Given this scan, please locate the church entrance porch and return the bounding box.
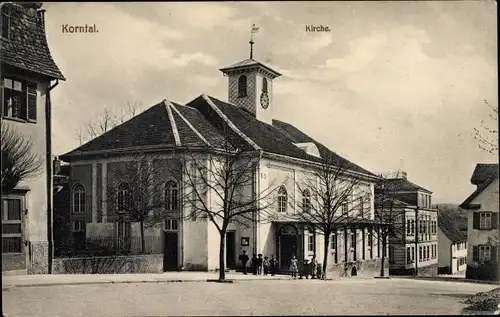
[274,223,304,272]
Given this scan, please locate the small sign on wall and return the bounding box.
[241,237,249,246]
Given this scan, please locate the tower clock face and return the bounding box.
[260,92,269,109]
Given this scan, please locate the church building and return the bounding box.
[60,45,388,277]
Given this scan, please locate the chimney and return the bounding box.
[53,156,61,175]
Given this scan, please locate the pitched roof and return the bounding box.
[376,178,432,194]
[460,176,496,210]
[438,209,468,243]
[59,100,229,160]
[61,94,377,179]
[470,163,499,185]
[219,58,281,78]
[1,3,65,80]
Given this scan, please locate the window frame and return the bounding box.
[164,219,179,231]
[164,179,179,212]
[1,196,24,254]
[73,220,85,232]
[277,185,288,213]
[479,245,491,261]
[479,212,492,230]
[302,189,311,214]
[72,184,86,213]
[237,75,248,98]
[1,76,38,123]
[117,182,131,213]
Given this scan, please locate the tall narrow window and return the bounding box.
[302,189,311,213]
[277,185,287,213]
[407,219,411,235]
[359,197,364,218]
[164,180,179,211]
[308,229,314,252]
[411,219,415,235]
[262,77,268,93]
[406,247,411,263]
[1,6,10,39]
[238,75,247,97]
[117,182,131,212]
[73,184,86,213]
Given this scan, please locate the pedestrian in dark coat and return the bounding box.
[263,256,270,275]
[238,250,249,275]
[251,253,258,275]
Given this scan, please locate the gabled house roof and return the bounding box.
[1,3,65,80]
[375,178,432,194]
[470,163,499,186]
[438,209,468,243]
[60,94,377,180]
[460,176,496,210]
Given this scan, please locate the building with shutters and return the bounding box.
[1,2,65,273]
[460,163,499,281]
[437,211,468,275]
[375,172,439,277]
[59,46,390,277]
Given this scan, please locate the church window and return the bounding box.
[302,189,311,213]
[238,75,247,97]
[262,77,268,93]
[164,180,179,211]
[277,185,287,213]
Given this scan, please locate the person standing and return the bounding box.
[257,254,264,275]
[238,250,249,275]
[251,253,258,275]
[263,256,270,275]
[310,255,318,279]
[270,255,278,276]
[289,255,299,279]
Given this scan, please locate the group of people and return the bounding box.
[238,250,324,279]
[238,250,279,275]
[289,254,324,279]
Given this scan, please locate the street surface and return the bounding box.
[2,278,497,316]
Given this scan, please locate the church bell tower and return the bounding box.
[219,26,281,125]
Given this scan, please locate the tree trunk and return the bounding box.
[218,231,226,281]
[380,232,386,277]
[322,233,330,280]
[140,220,145,254]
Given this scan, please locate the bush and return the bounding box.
[462,287,500,312]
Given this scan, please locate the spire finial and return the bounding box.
[249,24,259,59]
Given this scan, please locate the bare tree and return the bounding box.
[1,123,43,192]
[373,174,407,277]
[171,133,277,281]
[288,154,372,279]
[106,153,163,254]
[474,100,498,155]
[76,101,143,145]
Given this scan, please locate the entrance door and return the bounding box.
[226,231,236,269]
[278,225,298,270]
[163,232,178,271]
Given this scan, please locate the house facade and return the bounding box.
[460,163,499,281]
[60,53,389,277]
[376,173,439,276]
[437,214,467,275]
[1,2,65,273]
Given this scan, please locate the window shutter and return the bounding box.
[492,212,499,229]
[473,212,480,229]
[27,83,37,121]
[472,246,479,261]
[0,81,3,117]
[491,246,497,263]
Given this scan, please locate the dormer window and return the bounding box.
[262,77,268,93]
[238,75,247,97]
[1,77,38,122]
[1,6,11,39]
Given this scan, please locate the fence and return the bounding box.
[55,235,162,258]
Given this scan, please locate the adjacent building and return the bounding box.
[376,172,439,276]
[1,2,65,273]
[60,52,389,277]
[460,163,499,281]
[437,211,468,275]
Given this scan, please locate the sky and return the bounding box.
[44,1,498,204]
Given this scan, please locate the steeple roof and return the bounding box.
[219,58,281,78]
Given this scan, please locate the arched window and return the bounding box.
[117,182,131,212]
[262,77,268,93]
[302,189,311,213]
[73,184,85,213]
[277,185,287,213]
[238,75,247,97]
[164,180,179,211]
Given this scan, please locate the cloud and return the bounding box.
[171,53,218,68]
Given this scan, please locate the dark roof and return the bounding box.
[1,3,65,80]
[460,176,496,210]
[61,94,377,179]
[219,58,281,78]
[470,163,499,186]
[60,100,228,160]
[438,209,468,243]
[376,178,432,194]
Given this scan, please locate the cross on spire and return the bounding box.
[249,24,259,59]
